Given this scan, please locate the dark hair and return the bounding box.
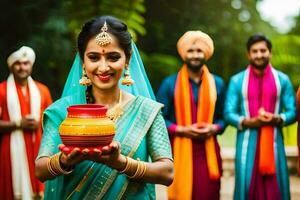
[77,16,132,60]
[246,34,272,52]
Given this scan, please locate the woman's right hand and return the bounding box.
[58,144,102,169]
[58,142,126,171]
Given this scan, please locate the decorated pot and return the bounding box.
[59,104,116,150]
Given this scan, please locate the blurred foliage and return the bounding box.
[139,0,277,92]
[1,0,300,99]
[62,0,146,42]
[271,35,300,88]
[0,0,145,99]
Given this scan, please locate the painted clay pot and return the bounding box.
[59,104,115,151]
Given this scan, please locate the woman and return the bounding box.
[35,16,173,199]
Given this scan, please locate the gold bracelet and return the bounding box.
[48,153,73,176]
[138,161,147,179]
[118,156,131,174]
[47,157,58,176]
[127,160,141,179]
[126,160,147,180]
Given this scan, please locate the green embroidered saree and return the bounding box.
[38,93,172,200]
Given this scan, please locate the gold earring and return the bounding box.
[121,65,134,86]
[79,69,92,86]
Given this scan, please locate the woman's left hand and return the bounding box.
[59,141,126,170]
[90,141,121,163]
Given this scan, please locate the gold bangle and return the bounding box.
[126,160,147,180]
[127,160,141,179]
[139,161,147,179]
[47,157,58,176]
[48,153,73,176]
[118,156,131,174]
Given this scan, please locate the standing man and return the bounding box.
[224,34,296,200]
[157,31,226,200]
[0,46,53,199]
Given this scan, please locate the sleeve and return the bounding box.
[279,75,296,126]
[297,87,300,171]
[36,113,62,160]
[156,77,177,134]
[0,89,3,118]
[146,112,173,161]
[42,85,53,109]
[296,86,300,123]
[0,83,5,119]
[213,77,227,134]
[224,77,244,128]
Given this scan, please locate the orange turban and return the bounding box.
[177,31,214,61]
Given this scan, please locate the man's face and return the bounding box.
[11,60,33,81]
[247,41,271,70]
[184,43,206,72]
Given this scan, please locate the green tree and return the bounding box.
[271,35,300,88]
[0,0,146,99]
[139,0,277,92]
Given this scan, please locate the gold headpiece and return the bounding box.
[95,22,112,46]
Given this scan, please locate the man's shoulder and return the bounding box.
[164,73,178,81]
[229,70,247,82]
[161,73,178,86]
[34,80,50,92]
[271,67,290,80]
[211,74,225,83]
[0,80,7,87]
[0,81,7,96]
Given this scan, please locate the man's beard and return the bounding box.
[250,58,269,70]
[185,58,206,73]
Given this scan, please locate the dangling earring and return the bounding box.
[121,64,134,86]
[79,69,92,86]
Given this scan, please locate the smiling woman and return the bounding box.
[35,16,174,199]
[84,34,127,91]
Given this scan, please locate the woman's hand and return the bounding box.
[59,141,126,171]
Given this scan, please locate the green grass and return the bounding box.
[217,123,298,148]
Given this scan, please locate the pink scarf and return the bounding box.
[248,64,277,175]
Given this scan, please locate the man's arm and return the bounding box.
[224,76,244,129]
[213,76,227,134]
[279,75,296,126]
[156,77,177,134]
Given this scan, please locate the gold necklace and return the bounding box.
[106,90,123,122]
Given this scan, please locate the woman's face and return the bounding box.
[83,34,127,91]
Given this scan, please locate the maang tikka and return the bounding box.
[121,64,134,86]
[95,22,112,46]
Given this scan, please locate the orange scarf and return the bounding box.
[168,65,220,199]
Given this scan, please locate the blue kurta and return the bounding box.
[224,67,296,200]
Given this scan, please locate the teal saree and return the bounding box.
[38,93,172,200]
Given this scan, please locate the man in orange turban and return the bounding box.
[0,46,53,199]
[157,31,226,199]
